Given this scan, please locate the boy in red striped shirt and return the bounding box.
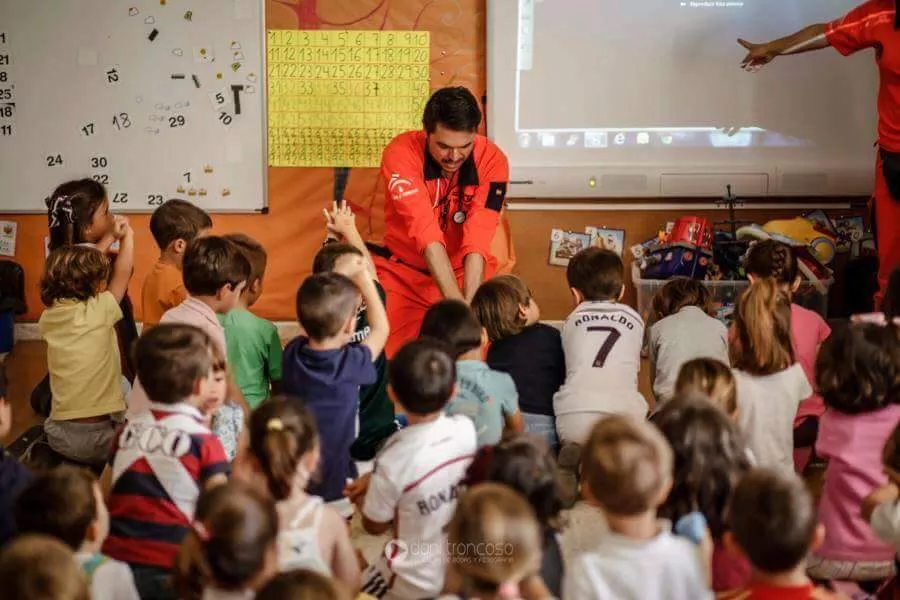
[103,324,229,600]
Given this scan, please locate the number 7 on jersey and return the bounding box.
[587,326,622,368]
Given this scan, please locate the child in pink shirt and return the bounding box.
[806,323,900,584]
[745,240,831,470]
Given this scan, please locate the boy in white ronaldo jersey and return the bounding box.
[554,248,646,504]
[345,338,477,600]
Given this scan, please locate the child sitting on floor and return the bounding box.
[420,299,524,448]
[0,535,90,600]
[236,396,360,588]
[564,415,712,599]
[219,233,282,410]
[104,324,230,600]
[472,274,565,452]
[39,225,134,468]
[720,469,845,599]
[14,466,139,599]
[674,358,739,418]
[745,240,831,464]
[174,482,279,600]
[345,339,477,599]
[648,278,729,407]
[0,362,32,547]
[282,254,388,509]
[806,323,900,585]
[142,199,212,329]
[731,279,812,475]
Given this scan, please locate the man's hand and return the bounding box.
[738,39,779,71]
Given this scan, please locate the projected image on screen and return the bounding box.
[513,0,874,152]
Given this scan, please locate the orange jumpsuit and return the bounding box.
[826,0,900,307]
[373,130,509,357]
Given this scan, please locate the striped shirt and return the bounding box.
[103,402,229,568]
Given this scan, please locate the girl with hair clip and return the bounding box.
[745,240,831,469]
[654,395,753,592]
[174,481,279,600]
[44,178,139,383]
[462,435,565,599]
[441,483,545,600]
[648,278,729,407]
[730,278,812,476]
[233,396,360,590]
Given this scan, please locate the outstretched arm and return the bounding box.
[738,23,829,70]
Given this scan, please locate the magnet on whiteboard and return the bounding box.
[216,73,223,80]
[128,7,139,16]
[176,185,186,193]
[230,41,242,51]
[246,73,257,83]
[245,85,255,94]
[172,48,184,57]
[144,16,156,25]
[233,51,245,62]
[199,189,208,197]
[188,188,197,197]
[184,10,193,21]
[231,62,241,72]
[222,188,232,197]
[203,164,214,174]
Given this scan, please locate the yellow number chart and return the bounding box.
[267,30,431,167]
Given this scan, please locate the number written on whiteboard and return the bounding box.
[112,113,131,130]
[0,72,7,83]
[0,103,12,118]
[168,115,186,128]
[0,124,11,136]
[147,194,163,206]
[218,111,233,126]
[112,192,129,204]
[0,33,6,45]
[91,156,108,169]
[106,68,119,84]
[0,89,10,101]
[587,326,622,368]
[82,123,95,136]
[46,154,63,167]
[92,174,109,184]
[0,55,8,66]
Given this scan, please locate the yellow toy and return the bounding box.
[762,217,836,265]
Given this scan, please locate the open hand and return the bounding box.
[323,200,358,239]
[738,39,778,71]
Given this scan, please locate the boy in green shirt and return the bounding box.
[317,201,396,461]
[219,234,282,409]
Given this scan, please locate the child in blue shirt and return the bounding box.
[420,299,524,447]
[282,255,389,508]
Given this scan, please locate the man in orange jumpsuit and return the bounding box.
[369,87,510,356]
[740,0,900,308]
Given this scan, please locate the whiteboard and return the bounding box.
[0,0,267,213]
[487,0,877,198]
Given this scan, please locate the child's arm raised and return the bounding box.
[325,200,378,280]
[351,269,389,360]
[107,220,134,303]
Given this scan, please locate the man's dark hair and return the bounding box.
[312,242,363,275]
[419,299,482,358]
[566,247,624,301]
[729,469,817,574]
[389,339,457,415]
[149,199,212,251]
[182,236,251,297]
[136,324,223,405]
[422,86,482,134]
[295,273,360,341]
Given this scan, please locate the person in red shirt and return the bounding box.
[370,86,510,357]
[738,0,900,309]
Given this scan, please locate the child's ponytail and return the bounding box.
[730,278,794,375]
[745,239,799,287]
[249,396,319,500]
[174,482,278,600]
[45,179,107,250]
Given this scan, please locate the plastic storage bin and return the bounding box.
[632,265,832,323]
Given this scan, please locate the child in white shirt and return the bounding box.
[13,466,139,600]
[730,279,812,476]
[649,278,729,407]
[346,338,477,600]
[563,415,712,600]
[554,247,646,444]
